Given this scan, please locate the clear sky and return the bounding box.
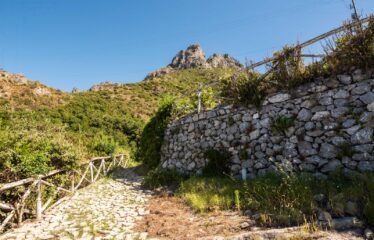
[1,0,374,91]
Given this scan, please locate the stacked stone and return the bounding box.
[161,71,374,177]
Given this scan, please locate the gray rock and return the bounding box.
[342,119,356,128]
[353,144,373,153]
[301,99,317,109]
[334,89,349,99]
[337,75,352,85]
[307,130,324,137]
[351,127,373,144]
[319,97,333,106]
[331,107,349,118]
[334,99,349,107]
[331,136,346,146]
[346,125,361,135]
[358,161,374,172]
[298,141,317,157]
[250,130,260,140]
[305,122,315,130]
[368,102,374,111]
[332,217,364,230]
[320,160,342,172]
[297,109,312,121]
[360,112,374,123]
[360,92,374,104]
[299,163,316,172]
[351,84,371,95]
[170,44,207,69]
[311,111,330,121]
[345,201,359,216]
[364,228,374,240]
[268,93,291,103]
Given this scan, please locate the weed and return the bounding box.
[337,143,355,159]
[142,168,186,189]
[271,116,295,135]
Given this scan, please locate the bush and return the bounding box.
[202,148,232,177]
[142,168,186,189]
[221,71,266,109]
[137,96,174,168]
[325,17,374,74]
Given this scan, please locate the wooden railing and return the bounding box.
[176,16,372,113]
[0,154,128,232]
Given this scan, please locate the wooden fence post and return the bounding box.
[71,172,75,192]
[102,159,107,175]
[90,162,94,182]
[36,177,42,220]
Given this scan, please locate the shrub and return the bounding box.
[270,116,295,135]
[324,17,374,74]
[202,148,232,177]
[221,71,266,109]
[142,168,185,189]
[269,46,305,88]
[137,96,174,168]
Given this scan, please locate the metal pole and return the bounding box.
[350,0,359,22]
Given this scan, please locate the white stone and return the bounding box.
[368,102,374,111]
[268,93,291,103]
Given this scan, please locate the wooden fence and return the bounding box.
[0,154,128,232]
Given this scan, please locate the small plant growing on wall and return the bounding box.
[202,148,232,177]
[239,149,249,160]
[337,142,355,159]
[270,116,295,135]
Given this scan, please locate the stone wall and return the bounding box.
[160,72,374,178]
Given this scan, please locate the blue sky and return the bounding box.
[0,0,374,91]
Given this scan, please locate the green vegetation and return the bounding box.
[270,116,295,135]
[142,168,186,189]
[1,68,234,183]
[337,142,355,159]
[137,97,174,169]
[202,148,232,177]
[221,71,265,109]
[177,171,374,227]
[220,16,374,107]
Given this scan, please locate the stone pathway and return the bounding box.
[0,168,152,240]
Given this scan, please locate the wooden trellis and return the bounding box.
[0,154,128,232]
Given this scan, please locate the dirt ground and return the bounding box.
[134,195,366,240]
[134,195,253,240]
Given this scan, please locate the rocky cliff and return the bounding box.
[144,44,242,80]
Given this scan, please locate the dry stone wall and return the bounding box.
[160,72,374,178]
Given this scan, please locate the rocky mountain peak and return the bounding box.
[144,44,243,80]
[169,44,207,69]
[207,53,243,69]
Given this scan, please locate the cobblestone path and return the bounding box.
[0,169,152,240]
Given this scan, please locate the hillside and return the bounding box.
[0,70,69,109]
[0,44,239,182]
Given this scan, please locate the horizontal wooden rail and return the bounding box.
[0,154,128,233]
[247,17,371,69]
